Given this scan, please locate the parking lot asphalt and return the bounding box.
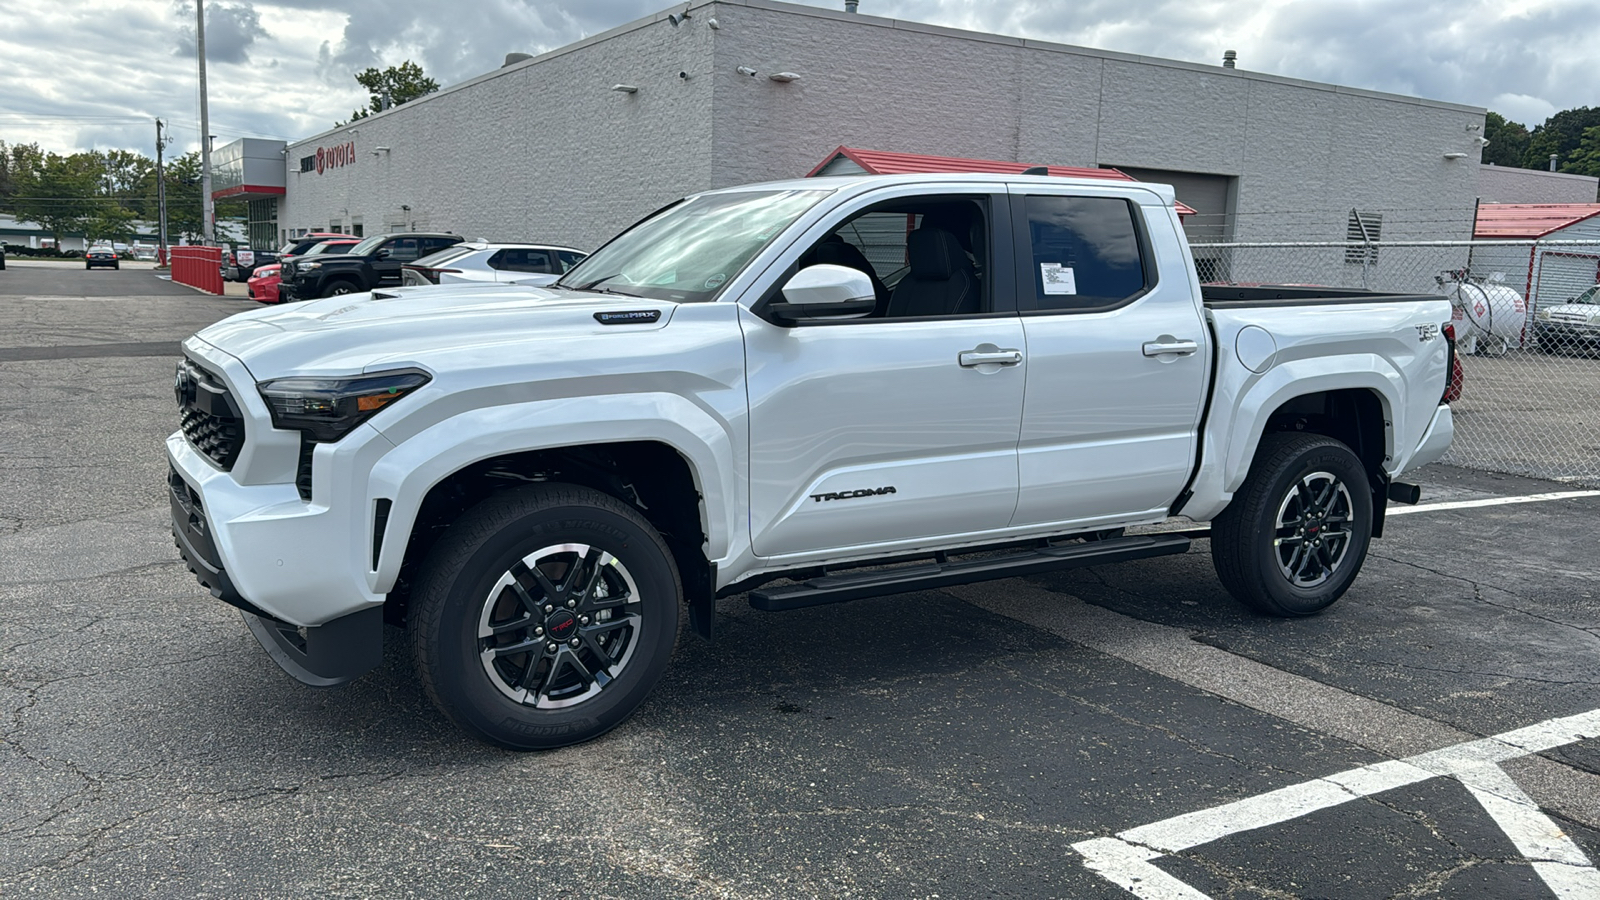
[2,268,1598,899]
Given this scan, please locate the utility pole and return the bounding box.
[196,0,214,244]
[155,118,170,265]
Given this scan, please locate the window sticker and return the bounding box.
[1040,263,1077,295]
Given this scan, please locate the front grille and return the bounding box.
[176,359,245,470]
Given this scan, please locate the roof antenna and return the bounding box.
[1021,166,1049,175]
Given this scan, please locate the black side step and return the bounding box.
[748,534,1191,611]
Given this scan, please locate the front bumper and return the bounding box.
[169,457,383,686]
[1536,323,1600,348]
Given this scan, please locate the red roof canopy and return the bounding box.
[808,146,1197,216]
[1474,203,1600,239]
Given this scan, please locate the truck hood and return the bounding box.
[191,283,677,377]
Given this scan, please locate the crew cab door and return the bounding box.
[743,187,1025,559]
[1005,186,1209,527]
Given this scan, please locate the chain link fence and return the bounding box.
[1191,238,1600,487]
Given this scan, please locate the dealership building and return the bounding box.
[215,0,1503,274]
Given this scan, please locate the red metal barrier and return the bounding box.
[170,245,223,295]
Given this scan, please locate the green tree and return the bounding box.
[0,141,45,215]
[1481,112,1530,168]
[1562,125,1600,178]
[83,202,137,246]
[9,151,102,246]
[342,60,438,124]
[1523,106,1600,171]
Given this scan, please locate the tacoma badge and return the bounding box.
[810,486,896,502]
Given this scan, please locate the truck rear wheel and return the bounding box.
[1211,433,1372,617]
[409,484,681,750]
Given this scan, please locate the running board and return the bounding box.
[748,534,1191,611]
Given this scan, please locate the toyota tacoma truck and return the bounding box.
[279,231,462,299]
[169,173,1456,749]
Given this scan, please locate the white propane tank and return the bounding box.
[1443,280,1527,356]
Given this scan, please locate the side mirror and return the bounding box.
[375,248,391,259]
[768,264,876,323]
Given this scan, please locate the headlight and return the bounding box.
[1537,309,1551,321]
[299,261,322,271]
[258,369,431,442]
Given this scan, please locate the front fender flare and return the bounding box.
[363,392,739,595]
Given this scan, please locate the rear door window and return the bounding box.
[489,248,558,273]
[384,238,421,262]
[1016,196,1150,312]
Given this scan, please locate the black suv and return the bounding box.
[280,232,462,300]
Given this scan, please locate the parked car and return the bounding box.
[224,233,354,282]
[400,242,588,287]
[171,173,1457,750]
[85,246,119,270]
[246,264,281,303]
[279,232,463,299]
[248,239,358,304]
[1534,284,1600,354]
[0,245,6,270]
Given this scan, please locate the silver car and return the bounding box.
[400,242,586,287]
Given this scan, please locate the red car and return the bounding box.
[249,239,358,303]
[247,263,283,303]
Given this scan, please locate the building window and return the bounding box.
[350,217,364,237]
[299,156,316,173]
[1346,211,1382,265]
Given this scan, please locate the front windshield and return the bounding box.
[556,189,827,302]
[1573,286,1600,305]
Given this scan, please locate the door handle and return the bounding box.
[1142,337,1199,357]
[959,347,1023,367]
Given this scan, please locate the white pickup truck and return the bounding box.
[169,173,1456,749]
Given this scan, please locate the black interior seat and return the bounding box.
[885,228,980,318]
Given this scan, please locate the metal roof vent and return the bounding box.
[1222,50,1237,69]
[504,52,533,67]
[845,0,859,12]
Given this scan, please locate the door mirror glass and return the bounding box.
[374,247,391,259]
[771,264,877,322]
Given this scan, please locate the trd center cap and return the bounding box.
[545,610,578,641]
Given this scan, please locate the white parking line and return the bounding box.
[1135,489,1600,537]
[1073,708,1600,900]
[1386,490,1600,516]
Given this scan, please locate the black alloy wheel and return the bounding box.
[410,484,681,749]
[476,542,646,709]
[1211,433,1373,616]
[323,281,356,297]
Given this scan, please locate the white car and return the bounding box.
[1534,284,1600,354]
[400,242,586,287]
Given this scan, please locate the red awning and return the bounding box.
[1474,203,1600,239]
[808,146,1198,216]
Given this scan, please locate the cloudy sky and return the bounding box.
[0,0,1594,160]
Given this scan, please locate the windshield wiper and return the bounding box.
[588,286,642,298]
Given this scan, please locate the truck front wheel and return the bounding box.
[1211,433,1372,617]
[321,279,358,297]
[409,484,682,749]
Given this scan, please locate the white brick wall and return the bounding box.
[283,0,1489,250]
[1478,166,1600,205]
